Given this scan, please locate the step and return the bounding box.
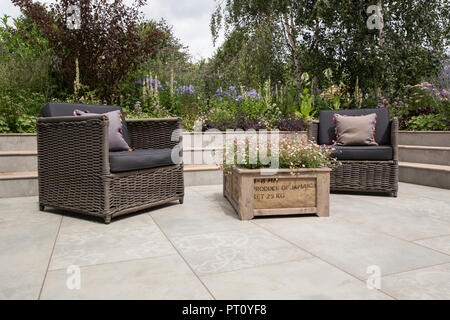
[0,151,38,173]
[0,149,221,173]
[398,131,450,147]
[184,164,222,187]
[2,131,448,150]
[0,131,306,152]
[2,144,448,173]
[399,162,450,189]
[2,162,448,197]
[0,134,37,151]
[399,145,450,166]
[183,147,224,165]
[0,171,39,198]
[0,165,223,198]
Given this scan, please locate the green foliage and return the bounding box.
[1,2,448,134]
[381,82,449,130]
[296,73,314,120]
[12,0,167,100]
[0,90,46,133]
[0,15,56,95]
[0,118,9,133]
[208,22,287,90]
[15,114,37,133]
[210,0,449,105]
[63,88,103,105]
[408,114,448,131]
[298,88,313,120]
[0,15,57,133]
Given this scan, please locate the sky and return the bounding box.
[1,0,224,61]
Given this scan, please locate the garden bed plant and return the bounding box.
[1,0,448,134]
[222,134,339,220]
[222,133,339,171]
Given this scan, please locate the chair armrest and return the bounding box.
[390,117,399,161]
[307,119,319,143]
[126,117,183,150]
[37,115,110,176]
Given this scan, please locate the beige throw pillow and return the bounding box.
[333,113,378,146]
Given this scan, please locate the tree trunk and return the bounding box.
[281,12,302,91]
[312,18,320,94]
[375,0,385,100]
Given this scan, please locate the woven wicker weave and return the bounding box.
[37,116,184,223]
[307,117,398,196]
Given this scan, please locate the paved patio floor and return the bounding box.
[0,182,449,300]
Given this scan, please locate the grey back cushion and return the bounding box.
[318,108,390,145]
[41,102,132,146]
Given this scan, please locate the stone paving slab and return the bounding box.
[171,226,312,275]
[382,263,450,300]
[199,258,392,300]
[0,218,61,299]
[414,235,450,255]
[0,182,449,300]
[41,255,213,300]
[331,194,450,241]
[49,214,177,270]
[254,217,450,280]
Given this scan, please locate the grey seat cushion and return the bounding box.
[331,145,393,161]
[109,149,178,173]
[319,108,390,146]
[42,102,132,146]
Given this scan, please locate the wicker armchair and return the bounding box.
[307,108,398,197]
[37,103,184,223]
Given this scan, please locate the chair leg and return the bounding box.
[39,204,45,211]
[104,216,112,224]
[179,197,184,204]
[391,191,398,197]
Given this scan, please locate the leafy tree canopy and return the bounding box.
[210,0,449,99]
[12,0,168,100]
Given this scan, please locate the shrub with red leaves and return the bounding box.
[12,0,167,100]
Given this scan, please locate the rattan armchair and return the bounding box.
[37,103,184,224]
[307,108,398,197]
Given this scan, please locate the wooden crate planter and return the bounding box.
[223,167,331,220]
